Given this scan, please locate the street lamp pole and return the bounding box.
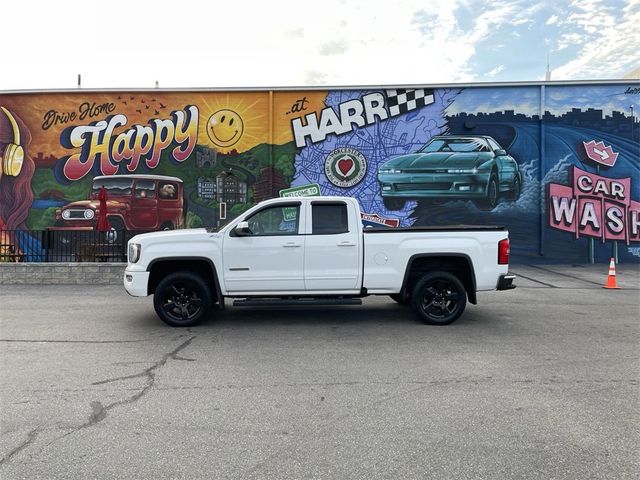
[631,105,635,144]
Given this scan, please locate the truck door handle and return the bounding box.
[338,242,356,247]
[282,242,301,248]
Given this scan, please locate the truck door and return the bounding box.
[303,201,362,291]
[223,202,305,293]
[130,179,159,229]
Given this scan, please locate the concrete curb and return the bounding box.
[0,263,126,285]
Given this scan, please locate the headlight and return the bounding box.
[61,210,71,220]
[128,243,141,263]
[447,168,478,174]
[84,210,95,219]
[380,168,402,174]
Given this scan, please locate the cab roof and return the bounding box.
[92,174,183,183]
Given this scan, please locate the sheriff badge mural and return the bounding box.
[0,82,638,263]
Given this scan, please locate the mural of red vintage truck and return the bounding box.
[53,174,185,238]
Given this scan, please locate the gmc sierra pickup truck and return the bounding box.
[124,196,515,327]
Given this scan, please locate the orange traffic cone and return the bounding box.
[602,258,620,289]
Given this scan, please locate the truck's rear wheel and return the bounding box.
[153,272,212,327]
[411,271,466,325]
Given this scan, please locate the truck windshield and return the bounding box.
[91,178,135,197]
[420,138,488,153]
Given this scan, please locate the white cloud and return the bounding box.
[0,0,637,89]
[546,14,559,24]
[487,65,505,77]
[552,0,640,79]
[555,32,584,51]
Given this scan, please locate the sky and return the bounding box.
[1,0,638,91]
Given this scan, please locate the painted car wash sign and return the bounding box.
[548,166,640,244]
[582,140,618,167]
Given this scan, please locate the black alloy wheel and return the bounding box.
[153,272,212,327]
[411,271,467,325]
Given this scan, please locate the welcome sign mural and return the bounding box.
[0,82,638,263]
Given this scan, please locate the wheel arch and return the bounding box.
[400,254,477,304]
[107,215,126,229]
[489,165,499,183]
[147,257,222,305]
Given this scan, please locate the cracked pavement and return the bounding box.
[0,264,639,479]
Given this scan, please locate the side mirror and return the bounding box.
[494,149,507,156]
[234,221,252,237]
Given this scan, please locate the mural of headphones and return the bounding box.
[1,106,24,177]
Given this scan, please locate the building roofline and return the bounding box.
[0,79,634,95]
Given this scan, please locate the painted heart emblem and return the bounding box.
[337,156,355,177]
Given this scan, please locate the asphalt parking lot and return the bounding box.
[1,264,639,479]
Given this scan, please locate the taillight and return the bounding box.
[498,238,510,265]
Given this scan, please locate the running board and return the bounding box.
[233,297,362,307]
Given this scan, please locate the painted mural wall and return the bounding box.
[0,82,638,263]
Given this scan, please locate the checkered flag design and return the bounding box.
[385,88,435,116]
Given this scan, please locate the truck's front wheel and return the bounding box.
[153,272,212,327]
[411,271,467,325]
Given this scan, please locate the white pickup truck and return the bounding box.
[124,196,515,327]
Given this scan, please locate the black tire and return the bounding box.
[383,197,406,210]
[389,293,409,305]
[474,173,499,211]
[153,271,212,327]
[160,222,174,231]
[411,271,467,325]
[508,175,521,201]
[106,217,125,243]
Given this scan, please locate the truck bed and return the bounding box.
[363,225,506,233]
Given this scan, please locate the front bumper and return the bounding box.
[378,171,490,198]
[124,266,150,297]
[497,273,516,290]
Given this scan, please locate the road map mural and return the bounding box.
[1,82,638,263]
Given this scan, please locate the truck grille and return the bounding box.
[396,183,452,191]
[65,210,90,219]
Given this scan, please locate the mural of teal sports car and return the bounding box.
[378,135,521,210]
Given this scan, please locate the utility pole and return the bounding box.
[545,53,551,81]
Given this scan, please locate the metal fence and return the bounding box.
[0,229,149,263]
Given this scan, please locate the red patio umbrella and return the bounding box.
[96,186,111,232]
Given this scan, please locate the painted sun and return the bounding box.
[197,93,268,153]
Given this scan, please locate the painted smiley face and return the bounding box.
[206,109,244,148]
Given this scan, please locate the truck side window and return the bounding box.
[246,205,299,236]
[487,138,502,151]
[158,182,178,200]
[135,180,156,199]
[312,203,348,235]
